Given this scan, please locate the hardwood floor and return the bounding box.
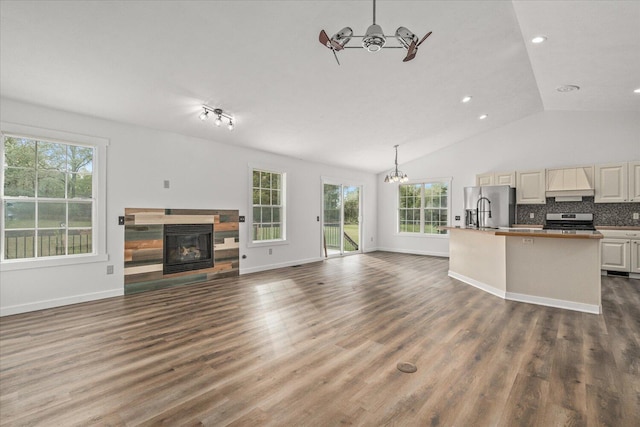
[1,252,639,426]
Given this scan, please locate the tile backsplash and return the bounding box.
[516,197,640,227]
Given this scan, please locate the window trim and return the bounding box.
[396,177,452,238]
[0,122,108,271]
[247,164,288,248]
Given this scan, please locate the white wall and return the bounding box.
[377,110,640,255]
[0,98,378,315]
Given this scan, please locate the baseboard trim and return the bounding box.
[448,271,506,298]
[505,292,601,314]
[448,270,601,314]
[377,247,449,258]
[1,288,124,317]
[240,257,324,275]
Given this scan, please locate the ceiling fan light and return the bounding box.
[362,24,386,52]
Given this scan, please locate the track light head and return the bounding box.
[228,120,234,131]
[199,110,209,121]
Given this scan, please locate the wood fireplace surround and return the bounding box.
[124,208,239,294]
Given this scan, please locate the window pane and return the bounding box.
[67,173,92,198]
[68,229,92,254]
[4,230,35,259]
[272,189,280,205]
[4,167,35,197]
[262,207,272,223]
[440,196,447,208]
[3,137,36,168]
[38,170,66,198]
[4,201,35,229]
[273,207,281,222]
[253,207,261,223]
[38,202,66,228]
[260,171,271,189]
[67,145,93,174]
[253,170,260,187]
[37,142,67,170]
[69,202,92,227]
[260,189,271,205]
[37,229,65,257]
[272,173,280,189]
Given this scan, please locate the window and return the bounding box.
[2,133,98,261]
[399,180,450,235]
[251,168,285,242]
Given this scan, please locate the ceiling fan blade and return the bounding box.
[332,48,341,65]
[402,41,417,62]
[330,40,345,51]
[319,30,331,47]
[417,31,432,47]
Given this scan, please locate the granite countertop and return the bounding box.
[444,226,603,239]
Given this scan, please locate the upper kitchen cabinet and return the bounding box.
[595,161,639,203]
[516,169,546,204]
[475,171,515,187]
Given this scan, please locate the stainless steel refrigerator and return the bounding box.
[464,185,515,228]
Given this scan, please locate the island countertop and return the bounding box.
[442,226,603,239]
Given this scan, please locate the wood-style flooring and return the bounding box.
[1,252,639,426]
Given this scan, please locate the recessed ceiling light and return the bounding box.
[634,88,640,94]
[461,96,472,103]
[478,114,488,120]
[531,36,547,44]
[557,85,580,92]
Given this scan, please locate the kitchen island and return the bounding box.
[445,226,603,314]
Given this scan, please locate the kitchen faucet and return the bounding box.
[476,196,492,228]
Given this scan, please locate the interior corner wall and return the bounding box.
[377,110,640,256]
[0,98,377,316]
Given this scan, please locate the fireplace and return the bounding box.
[163,224,213,275]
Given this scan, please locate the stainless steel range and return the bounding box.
[543,213,596,231]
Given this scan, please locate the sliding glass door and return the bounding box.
[322,182,361,257]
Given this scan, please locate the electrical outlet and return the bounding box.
[268,248,273,255]
[634,212,639,220]
[529,213,535,219]
[455,215,461,221]
[118,216,125,225]
[523,238,534,245]
[163,180,170,189]
[106,265,114,274]
[370,237,373,242]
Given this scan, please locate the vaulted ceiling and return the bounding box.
[1,1,638,173]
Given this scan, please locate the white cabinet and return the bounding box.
[601,239,630,271]
[595,161,640,203]
[632,240,640,274]
[600,229,640,277]
[516,169,546,204]
[629,161,640,202]
[475,171,515,187]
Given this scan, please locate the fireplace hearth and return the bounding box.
[163,224,213,275]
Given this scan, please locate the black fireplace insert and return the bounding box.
[163,224,213,275]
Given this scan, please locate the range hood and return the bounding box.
[546,166,595,200]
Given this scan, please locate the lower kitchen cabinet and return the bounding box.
[600,229,640,277]
[601,238,630,271]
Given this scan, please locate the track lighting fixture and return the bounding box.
[200,105,235,130]
[384,145,408,183]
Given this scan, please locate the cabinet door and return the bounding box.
[595,163,628,203]
[632,240,640,274]
[516,170,546,204]
[495,172,515,187]
[601,239,630,271]
[629,161,640,202]
[476,173,494,186]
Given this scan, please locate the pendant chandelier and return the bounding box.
[384,145,409,183]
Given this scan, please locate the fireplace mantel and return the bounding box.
[124,208,239,294]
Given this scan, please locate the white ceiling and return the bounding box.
[1,1,638,173]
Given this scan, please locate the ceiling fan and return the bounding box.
[319,0,432,65]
